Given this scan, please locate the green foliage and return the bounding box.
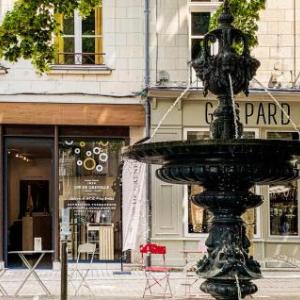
[0,0,101,72]
[209,0,266,50]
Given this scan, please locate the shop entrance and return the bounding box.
[5,138,54,268]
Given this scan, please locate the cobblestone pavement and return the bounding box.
[0,270,299,299]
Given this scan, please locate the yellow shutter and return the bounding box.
[95,6,103,64]
[54,14,64,64]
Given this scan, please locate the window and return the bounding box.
[191,12,210,61]
[59,138,124,261]
[188,1,221,83]
[55,7,103,65]
[267,131,299,236]
[186,130,212,234]
[185,128,261,238]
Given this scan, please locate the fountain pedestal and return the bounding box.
[194,189,262,299]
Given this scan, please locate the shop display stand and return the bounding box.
[87,224,100,259]
[87,223,114,260]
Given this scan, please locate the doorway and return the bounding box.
[4,138,54,268]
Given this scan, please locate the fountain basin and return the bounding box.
[123,139,300,186]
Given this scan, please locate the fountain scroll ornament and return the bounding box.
[123,0,300,299]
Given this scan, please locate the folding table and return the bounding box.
[0,268,7,295]
[8,250,54,296]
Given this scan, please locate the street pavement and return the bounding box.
[0,269,300,299]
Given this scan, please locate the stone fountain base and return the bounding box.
[201,279,258,300]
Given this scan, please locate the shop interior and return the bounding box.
[5,138,53,267]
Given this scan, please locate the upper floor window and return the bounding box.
[189,1,221,83]
[191,12,210,61]
[55,7,103,65]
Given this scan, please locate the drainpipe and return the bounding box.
[144,0,152,266]
[292,0,297,87]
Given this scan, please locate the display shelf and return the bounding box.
[87,223,114,260]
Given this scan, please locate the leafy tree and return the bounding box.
[0,0,101,72]
[210,0,266,50]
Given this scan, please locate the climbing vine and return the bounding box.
[210,0,266,50]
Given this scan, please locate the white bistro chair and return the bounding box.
[181,240,208,298]
[69,243,96,296]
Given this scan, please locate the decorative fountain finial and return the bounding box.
[219,0,234,25]
[224,0,230,12]
[192,0,260,140]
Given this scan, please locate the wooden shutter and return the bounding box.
[54,14,64,64]
[95,6,103,64]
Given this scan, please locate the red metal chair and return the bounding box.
[140,243,173,298]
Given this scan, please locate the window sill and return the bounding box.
[48,64,113,75]
[188,1,221,12]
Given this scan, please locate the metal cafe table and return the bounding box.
[8,250,54,296]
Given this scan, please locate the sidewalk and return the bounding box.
[0,269,300,299]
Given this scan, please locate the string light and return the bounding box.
[9,151,31,162]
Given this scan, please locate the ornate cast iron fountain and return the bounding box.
[124,1,300,299]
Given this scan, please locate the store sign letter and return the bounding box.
[205,102,214,124]
[205,102,291,126]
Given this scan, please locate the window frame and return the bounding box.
[55,7,103,65]
[266,130,300,239]
[183,127,262,239]
[188,1,221,84]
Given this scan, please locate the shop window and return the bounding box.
[59,138,124,261]
[5,138,54,267]
[55,7,103,65]
[268,131,299,236]
[186,130,211,234]
[186,129,260,236]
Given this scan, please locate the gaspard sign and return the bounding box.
[205,102,291,126]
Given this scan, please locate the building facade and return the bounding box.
[148,0,300,267]
[0,0,300,269]
[0,0,146,267]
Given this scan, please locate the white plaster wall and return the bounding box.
[0,0,145,97]
[253,0,300,87]
[149,0,189,85]
[0,0,299,96]
[147,0,300,88]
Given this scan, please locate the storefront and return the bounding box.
[149,88,300,267]
[0,102,145,267]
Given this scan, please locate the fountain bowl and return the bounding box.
[123,139,300,186]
